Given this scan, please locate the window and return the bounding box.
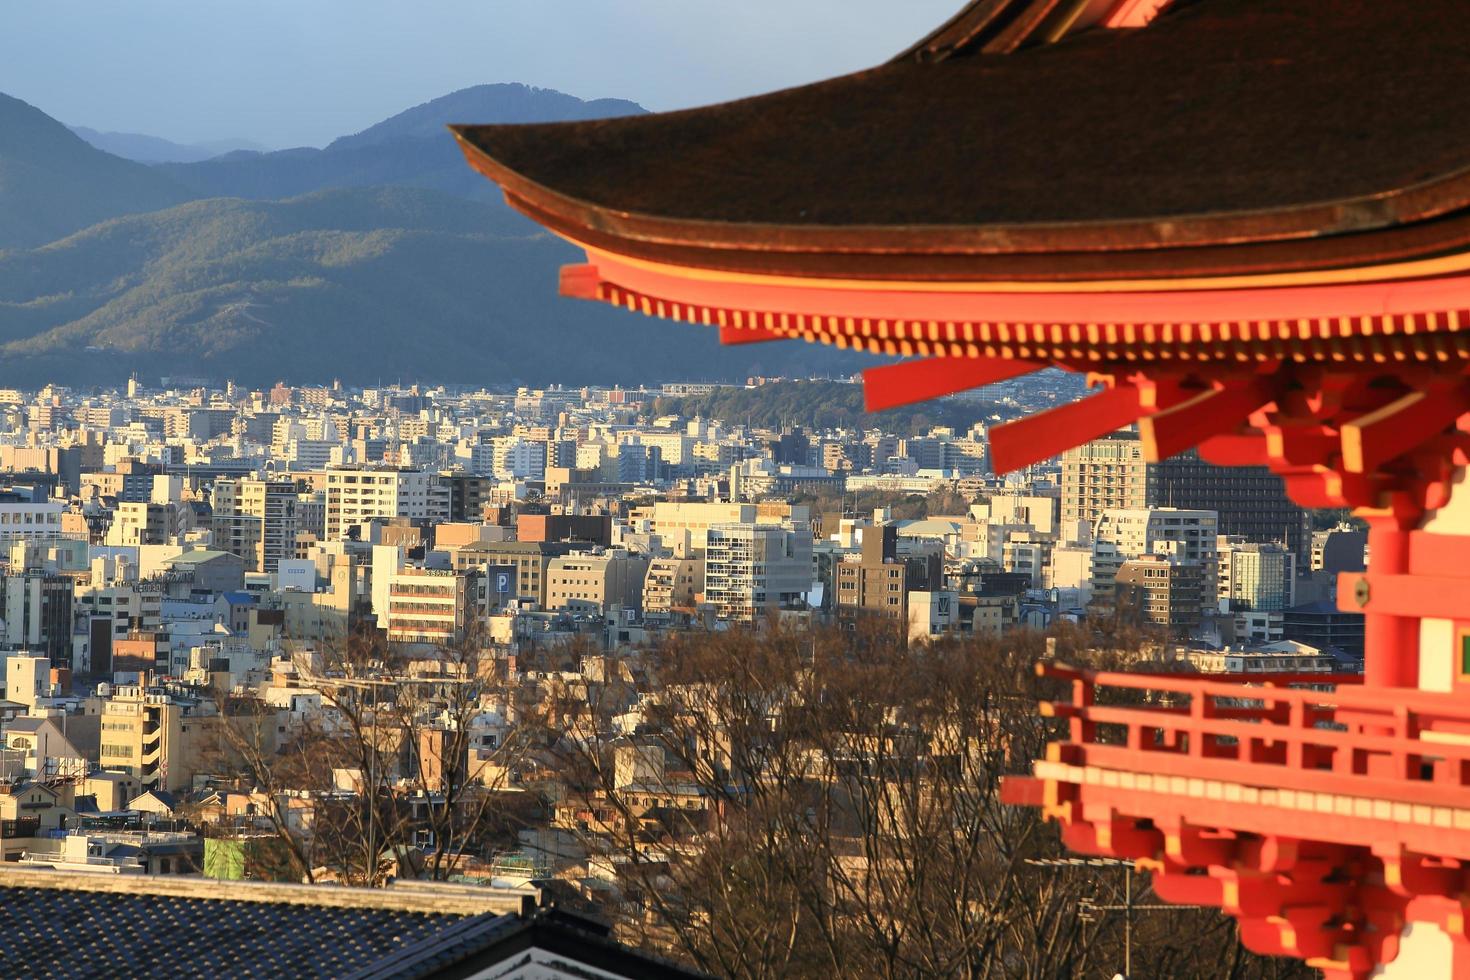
[1459,627,1470,680]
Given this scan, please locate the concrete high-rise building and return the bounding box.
[0,573,74,665]
[545,551,650,615]
[440,471,495,523]
[1152,449,1306,557]
[1310,524,1368,574]
[104,501,193,547]
[835,524,943,622]
[704,524,813,624]
[212,479,300,573]
[647,501,810,557]
[1091,508,1218,617]
[1115,554,1205,637]
[1061,437,1148,533]
[383,568,485,646]
[0,502,66,547]
[1062,436,1304,554]
[449,540,577,607]
[642,557,704,618]
[324,467,449,540]
[98,686,217,793]
[1216,536,1296,613]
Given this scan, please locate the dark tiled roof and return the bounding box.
[347,908,711,980]
[0,872,706,980]
[0,873,530,980]
[458,0,1470,227]
[0,885,461,978]
[454,0,1470,280]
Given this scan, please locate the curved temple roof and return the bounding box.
[454,0,1470,282]
[452,0,1470,487]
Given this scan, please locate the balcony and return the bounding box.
[1010,662,1470,828]
[1005,663,1470,963]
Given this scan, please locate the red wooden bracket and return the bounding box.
[862,356,1043,412]
[1140,378,1275,462]
[1198,433,1270,466]
[559,263,601,300]
[1341,386,1470,474]
[988,384,1143,473]
[719,325,787,345]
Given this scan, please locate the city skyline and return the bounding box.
[0,0,1450,974]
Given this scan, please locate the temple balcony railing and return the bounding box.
[1010,662,1470,862]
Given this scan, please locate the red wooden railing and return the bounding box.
[1040,663,1470,810]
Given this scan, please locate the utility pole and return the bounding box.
[1027,856,1203,979]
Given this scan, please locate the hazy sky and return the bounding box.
[1,1,961,148]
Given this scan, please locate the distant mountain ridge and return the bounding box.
[0,93,193,249]
[329,84,644,151]
[0,186,856,386]
[0,84,865,386]
[158,84,647,203]
[69,127,270,164]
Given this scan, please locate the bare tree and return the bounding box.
[216,624,542,887]
[551,620,1311,979]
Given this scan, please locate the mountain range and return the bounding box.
[0,94,193,250]
[69,127,270,165]
[156,86,647,204]
[0,85,866,387]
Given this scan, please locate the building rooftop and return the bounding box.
[0,869,698,979]
[164,550,236,566]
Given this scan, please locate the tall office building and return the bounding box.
[212,479,300,573]
[1152,449,1306,557]
[835,524,943,622]
[1062,436,1304,554]
[704,524,813,624]
[1115,555,1205,638]
[324,467,449,540]
[1060,438,1148,533]
[0,573,73,665]
[1216,536,1296,613]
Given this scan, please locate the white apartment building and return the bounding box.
[703,524,813,623]
[632,430,692,468]
[1061,437,1148,534]
[1091,508,1219,610]
[491,437,546,481]
[455,442,498,478]
[212,478,300,573]
[324,467,449,540]
[648,501,809,556]
[104,501,195,547]
[0,502,65,546]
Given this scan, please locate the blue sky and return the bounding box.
[1,1,960,148]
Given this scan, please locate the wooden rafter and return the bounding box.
[1139,379,1276,462]
[862,357,1043,412]
[718,325,786,345]
[987,384,1144,473]
[1340,385,1470,474]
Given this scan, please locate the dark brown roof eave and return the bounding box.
[453,128,1470,283]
